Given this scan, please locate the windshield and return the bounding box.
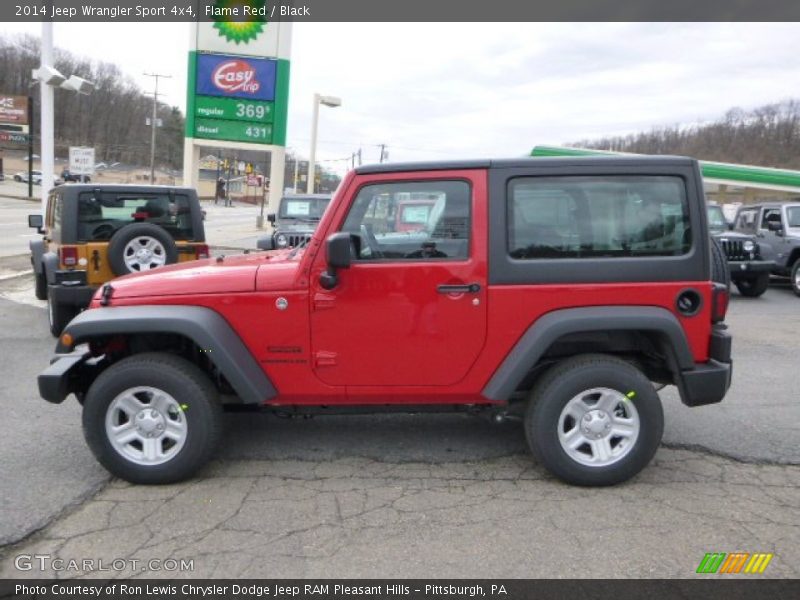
[279,197,330,220]
[787,206,800,228]
[707,206,727,232]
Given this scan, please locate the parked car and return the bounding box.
[733,202,800,296]
[61,169,91,183]
[707,203,774,297]
[28,184,209,336]
[258,193,332,250]
[38,156,731,487]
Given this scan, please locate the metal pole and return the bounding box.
[307,93,320,194]
[293,157,299,193]
[40,22,54,215]
[27,96,34,198]
[144,72,171,185]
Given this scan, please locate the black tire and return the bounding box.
[82,353,222,484]
[47,288,76,337]
[791,260,800,298]
[735,272,769,297]
[34,265,48,301]
[525,354,664,486]
[107,223,178,276]
[710,236,730,291]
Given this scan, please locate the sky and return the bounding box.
[2,22,800,175]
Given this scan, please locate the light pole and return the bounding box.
[33,23,94,215]
[307,93,341,194]
[144,72,171,185]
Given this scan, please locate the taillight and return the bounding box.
[195,244,210,259]
[711,283,729,323]
[60,246,78,267]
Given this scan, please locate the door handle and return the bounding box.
[437,283,481,294]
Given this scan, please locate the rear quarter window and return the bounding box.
[508,175,690,259]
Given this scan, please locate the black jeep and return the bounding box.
[707,203,774,297]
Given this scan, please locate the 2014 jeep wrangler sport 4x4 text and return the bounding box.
[38,157,732,486]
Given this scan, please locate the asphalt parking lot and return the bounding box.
[0,194,798,578]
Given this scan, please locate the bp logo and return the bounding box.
[212,0,267,45]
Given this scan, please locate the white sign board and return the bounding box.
[69,147,95,176]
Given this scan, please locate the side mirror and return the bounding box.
[767,221,783,233]
[267,213,276,224]
[256,235,275,251]
[319,232,356,290]
[28,214,44,233]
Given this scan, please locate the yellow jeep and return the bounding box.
[28,185,208,336]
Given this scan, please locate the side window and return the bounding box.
[735,209,757,232]
[53,194,63,230]
[760,208,782,229]
[508,175,690,259]
[341,180,471,260]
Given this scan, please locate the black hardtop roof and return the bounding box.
[355,155,697,175]
[56,184,197,198]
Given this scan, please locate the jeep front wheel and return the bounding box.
[82,353,222,484]
[791,260,800,297]
[735,272,770,297]
[525,354,664,486]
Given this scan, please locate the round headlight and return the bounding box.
[743,240,755,253]
[275,233,288,248]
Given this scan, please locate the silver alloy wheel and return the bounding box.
[795,267,800,290]
[557,387,640,467]
[122,236,167,271]
[105,386,187,466]
[47,296,54,328]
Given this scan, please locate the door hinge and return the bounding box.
[313,292,336,311]
[314,351,338,367]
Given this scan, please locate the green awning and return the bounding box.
[530,145,800,192]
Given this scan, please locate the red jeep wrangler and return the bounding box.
[38,157,732,486]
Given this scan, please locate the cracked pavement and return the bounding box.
[1,449,798,578]
[1,249,799,578]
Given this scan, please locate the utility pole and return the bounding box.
[143,72,171,185]
[379,144,387,163]
[357,148,362,166]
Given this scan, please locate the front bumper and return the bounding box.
[38,349,92,404]
[678,327,732,407]
[727,259,774,276]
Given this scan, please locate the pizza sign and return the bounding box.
[0,96,28,125]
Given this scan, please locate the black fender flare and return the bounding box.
[57,305,276,404]
[482,306,695,402]
[42,252,59,284]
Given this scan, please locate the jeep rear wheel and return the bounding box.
[525,354,664,486]
[82,353,222,484]
[34,268,47,301]
[735,273,769,297]
[47,290,76,337]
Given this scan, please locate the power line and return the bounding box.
[143,71,171,184]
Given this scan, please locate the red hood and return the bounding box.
[106,250,300,299]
